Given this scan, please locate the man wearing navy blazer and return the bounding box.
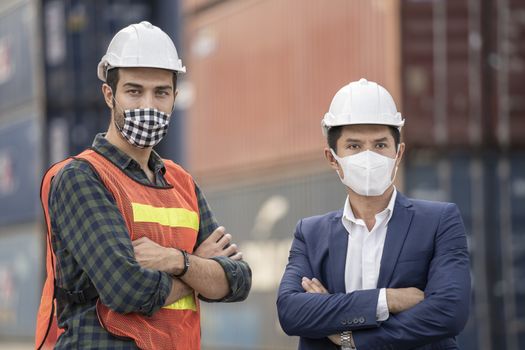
[277,79,471,349]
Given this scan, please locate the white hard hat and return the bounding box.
[321,78,404,136]
[97,21,186,82]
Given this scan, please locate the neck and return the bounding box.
[105,121,152,170]
[347,186,394,221]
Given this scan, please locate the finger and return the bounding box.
[222,244,238,257]
[229,252,243,261]
[311,278,328,293]
[305,278,325,293]
[301,277,317,293]
[217,233,232,248]
[208,226,226,242]
[308,282,324,294]
[301,278,313,292]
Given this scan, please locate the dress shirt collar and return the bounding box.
[343,187,398,228]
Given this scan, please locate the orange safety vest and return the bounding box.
[35,149,201,350]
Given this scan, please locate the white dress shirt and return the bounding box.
[342,188,397,322]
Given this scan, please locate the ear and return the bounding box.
[396,142,405,167]
[324,147,341,173]
[101,83,114,109]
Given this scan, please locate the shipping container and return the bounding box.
[404,150,481,350]
[0,0,39,117]
[486,0,525,148]
[401,0,525,149]
[42,0,153,158]
[0,223,43,338]
[405,150,525,350]
[0,115,42,226]
[184,0,401,184]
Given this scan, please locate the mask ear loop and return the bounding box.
[388,145,402,186]
[330,148,349,181]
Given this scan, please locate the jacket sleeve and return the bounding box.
[277,219,381,338]
[193,183,252,303]
[352,203,471,349]
[49,163,172,316]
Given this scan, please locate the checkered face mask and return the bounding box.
[115,108,171,148]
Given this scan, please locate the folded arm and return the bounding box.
[133,183,251,302]
[276,220,381,338]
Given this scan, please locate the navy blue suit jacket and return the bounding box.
[277,192,471,350]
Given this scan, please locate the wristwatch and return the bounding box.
[172,249,190,278]
[341,331,356,349]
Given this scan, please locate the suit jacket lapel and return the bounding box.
[377,193,414,288]
[329,211,348,293]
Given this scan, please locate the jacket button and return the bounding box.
[341,320,347,325]
[359,316,365,323]
[353,318,359,324]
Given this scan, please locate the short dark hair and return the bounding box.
[327,125,401,153]
[105,67,178,94]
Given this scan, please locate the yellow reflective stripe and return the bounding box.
[163,294,197,311]
[131,203,199,230]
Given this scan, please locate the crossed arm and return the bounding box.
[132,227,245,303]
[50,163,250,318]
[301,278,424,346]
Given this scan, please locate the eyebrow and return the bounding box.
[343,138,363,143]
[342,137,390,143]
[122,82,143,89]
[122,83,173,90]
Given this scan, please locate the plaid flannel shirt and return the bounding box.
[48,133,251,349]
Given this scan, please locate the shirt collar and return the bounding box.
[343,187,398,226]
[91,133,166,174]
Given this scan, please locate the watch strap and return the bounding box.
[172,249,190,278]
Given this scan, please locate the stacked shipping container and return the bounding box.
[402,0,525,349]
[0,0,44,339]
[184,0,525,349]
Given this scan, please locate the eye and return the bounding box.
[376,143,387,149]
[346,144,360,150]
[127,89,141,95]
[156,90,170,97]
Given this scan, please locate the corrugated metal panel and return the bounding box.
[43,0,153,157]
[402,0,525,149]
[200,171,344,349]
[0,0,38,116]
[0,223,43,337]
[401,0,474,148]
[405,150,525,350]
[490,0,525,148]
[0,117,42,226]
[184,0,401,183]
[404,150,481,350]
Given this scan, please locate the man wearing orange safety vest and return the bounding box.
[35,21,251,350]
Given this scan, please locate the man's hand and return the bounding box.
[386,287,424,314]
[132,236,180,274]
[302,277,329,294]
[302,277,341,346]
[194,226,243,260]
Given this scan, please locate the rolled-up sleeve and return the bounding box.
[50,161,172,316]
[194,183,252,302]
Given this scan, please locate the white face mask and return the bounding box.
[330,149,398,196]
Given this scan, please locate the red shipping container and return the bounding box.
[183,0,401,184]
